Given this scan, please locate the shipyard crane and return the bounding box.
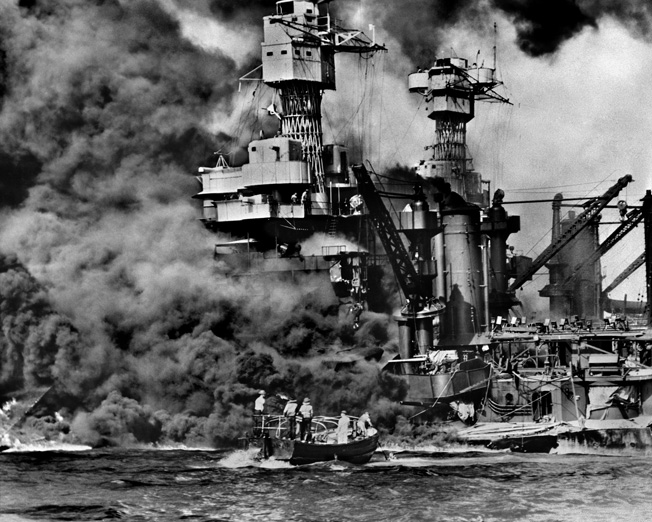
[509,175,633,292]
[558,207,643,289]
[351,164,432,311]
[602,253,645,303]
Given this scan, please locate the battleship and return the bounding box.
[195,0,652,455]
[193,0,388,316]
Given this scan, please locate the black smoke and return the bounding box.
[207,0,277,22]
[495,0,597,56]
[342,0,652,62]
[0,0,411,447]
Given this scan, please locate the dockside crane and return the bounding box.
[508,175,633,292]
[602,253,646,304]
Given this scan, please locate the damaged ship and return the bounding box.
[355,52,652,454]
[193,0,388,316]
[194,0,652,455]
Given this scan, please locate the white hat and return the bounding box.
[259,390,266,395]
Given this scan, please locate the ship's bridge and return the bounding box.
[242,137,311,189]
[263,1,334,88]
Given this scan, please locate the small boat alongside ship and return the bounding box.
[243,414,380,465]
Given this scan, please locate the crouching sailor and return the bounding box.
[356,411,373,437]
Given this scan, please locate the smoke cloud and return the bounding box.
[0,0,412,447]
[2,0,652,447]
[344,0,651,62]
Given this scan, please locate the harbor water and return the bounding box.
[2,444,652,521]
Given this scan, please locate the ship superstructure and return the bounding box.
[405,50,525,330]
[350,48,527,417]
[194,0,385,308]
[408,48,509,206]
[371,58,652,443]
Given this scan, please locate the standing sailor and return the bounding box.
[337,410,350,444]
[254,390,266,414]
[301,189,310,215]
[283,398,298,440]
[253,390,266,436]
[299,398,313,441]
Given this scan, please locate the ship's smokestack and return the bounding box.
[543,193,568,318]
[439,206,485,344]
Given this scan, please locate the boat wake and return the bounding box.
[258,458,293,469]
[217,448,291,469]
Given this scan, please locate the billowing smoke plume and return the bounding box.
[0,0,411,447]
[495,0,597,56]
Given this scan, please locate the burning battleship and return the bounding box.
[193,0,387,315]
[195,0,652,455]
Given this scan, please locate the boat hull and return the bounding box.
[248,433,380,465]
[290,433,380,465]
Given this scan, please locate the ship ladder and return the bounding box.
[327,216,340,237]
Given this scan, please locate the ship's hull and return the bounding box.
[400,358,492,406]
[460,421,652,455]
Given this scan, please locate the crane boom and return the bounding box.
[509,175,633,292]
[559,208,643,288]
[351,164,422,302]
[602,253,645,299]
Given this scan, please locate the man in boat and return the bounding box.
[356,411,372,437]
[253,390,266,436]
[298,398,313,441]
[337,410,350,444]
[283,398,298,440]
